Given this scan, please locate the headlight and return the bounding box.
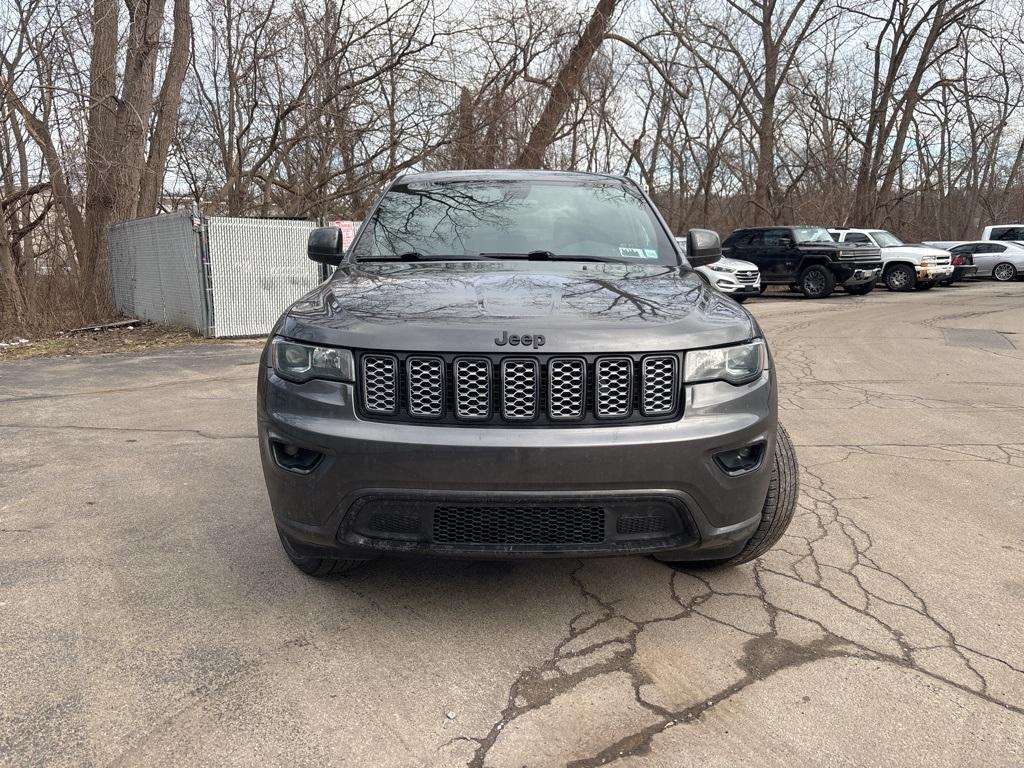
[271,338,354,383]
[684,339,767,385]
[709,264,733,273]
[920,258,934,266]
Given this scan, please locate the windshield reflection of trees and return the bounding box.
[350,183,521,257]
[349,181,671,262]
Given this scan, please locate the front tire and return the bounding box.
[663,425,799,568]
[277,527,367,576]
[885,263,916,291]
[799,265,835,299]
[993,262,1018,282]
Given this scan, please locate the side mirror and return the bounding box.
[686,228,722,267]
[308,227,344,265]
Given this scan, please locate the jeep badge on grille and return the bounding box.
[494,331,546,349]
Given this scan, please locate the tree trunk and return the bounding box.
[138,0,192,216]
[515,0,619,168]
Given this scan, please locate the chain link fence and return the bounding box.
[108,211,211,333]
[108,212,345,337]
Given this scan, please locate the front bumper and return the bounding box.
[842,265,883,285]
[258,365,777,562]
[917,264,955,280]
[711,276,761,295]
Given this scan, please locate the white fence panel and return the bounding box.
[206,217,321,337]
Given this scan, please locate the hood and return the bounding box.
[703,256,759,272]
[892,243,951,257]
[279,261,756,353]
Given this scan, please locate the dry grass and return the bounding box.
[0,321,229,361]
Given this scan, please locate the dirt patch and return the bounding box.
[0,321,241,361]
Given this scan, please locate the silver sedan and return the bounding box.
[944,241,1024,282]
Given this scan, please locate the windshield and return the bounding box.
[871,230,904,247]
[348,179,678,265]
[792,227,833,244]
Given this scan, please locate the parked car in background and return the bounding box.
[933,241,1024,282]
[942,250,979,285]
[827,228,953,292]
[677,237,760,302]
[722,225,881,299]
[981,224,1024,241]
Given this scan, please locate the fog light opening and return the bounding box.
[271,440,324,473]
[714,442,766,476]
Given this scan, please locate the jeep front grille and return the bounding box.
[362,355,398,415]
[454,358,491,420]
[595,358,633,418]
[356,351,683,427]
[501,359,539,420]
[548,358,586,420]
[406,356,444,417]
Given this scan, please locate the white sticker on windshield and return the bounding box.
[619,246,657,259]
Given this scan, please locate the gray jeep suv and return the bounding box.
[258,170,797,575]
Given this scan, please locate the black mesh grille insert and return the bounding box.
[432,505,605,545]
[370,511,421,534]
[617,515,668,535]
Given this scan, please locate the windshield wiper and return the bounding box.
[358,252,484,262]
[479,251,616,262]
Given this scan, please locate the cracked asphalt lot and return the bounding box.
[2,282,1023,766]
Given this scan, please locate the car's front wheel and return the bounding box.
[277,527,367,576]
[885,263,916,291]
[799,265,835,299]
[993,262,1018,282]
[662,424,799,569]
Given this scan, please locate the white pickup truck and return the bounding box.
[828,228,953,292]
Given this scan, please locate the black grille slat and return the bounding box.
[454,358,491,420]
[501,359,539,421]
[407,356,444,417]
[641,356,678,416]
[362,355,398,414]
[548,357,586,420]
[595,357,633,418]
[357,352,681,427]
[433,505,605,545]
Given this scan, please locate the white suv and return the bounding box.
[828,228,953,292]
[676,237,761,302]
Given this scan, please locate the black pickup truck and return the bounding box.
[722,226,882,299]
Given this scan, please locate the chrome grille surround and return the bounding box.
[548,357,586,420]
[361,354,398,415]
[735,270,759,284]
[406,356,444,417]
[641,356,678,415]
[595,357,633,419]
[454,358,491,420]
[501,358,539,421]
